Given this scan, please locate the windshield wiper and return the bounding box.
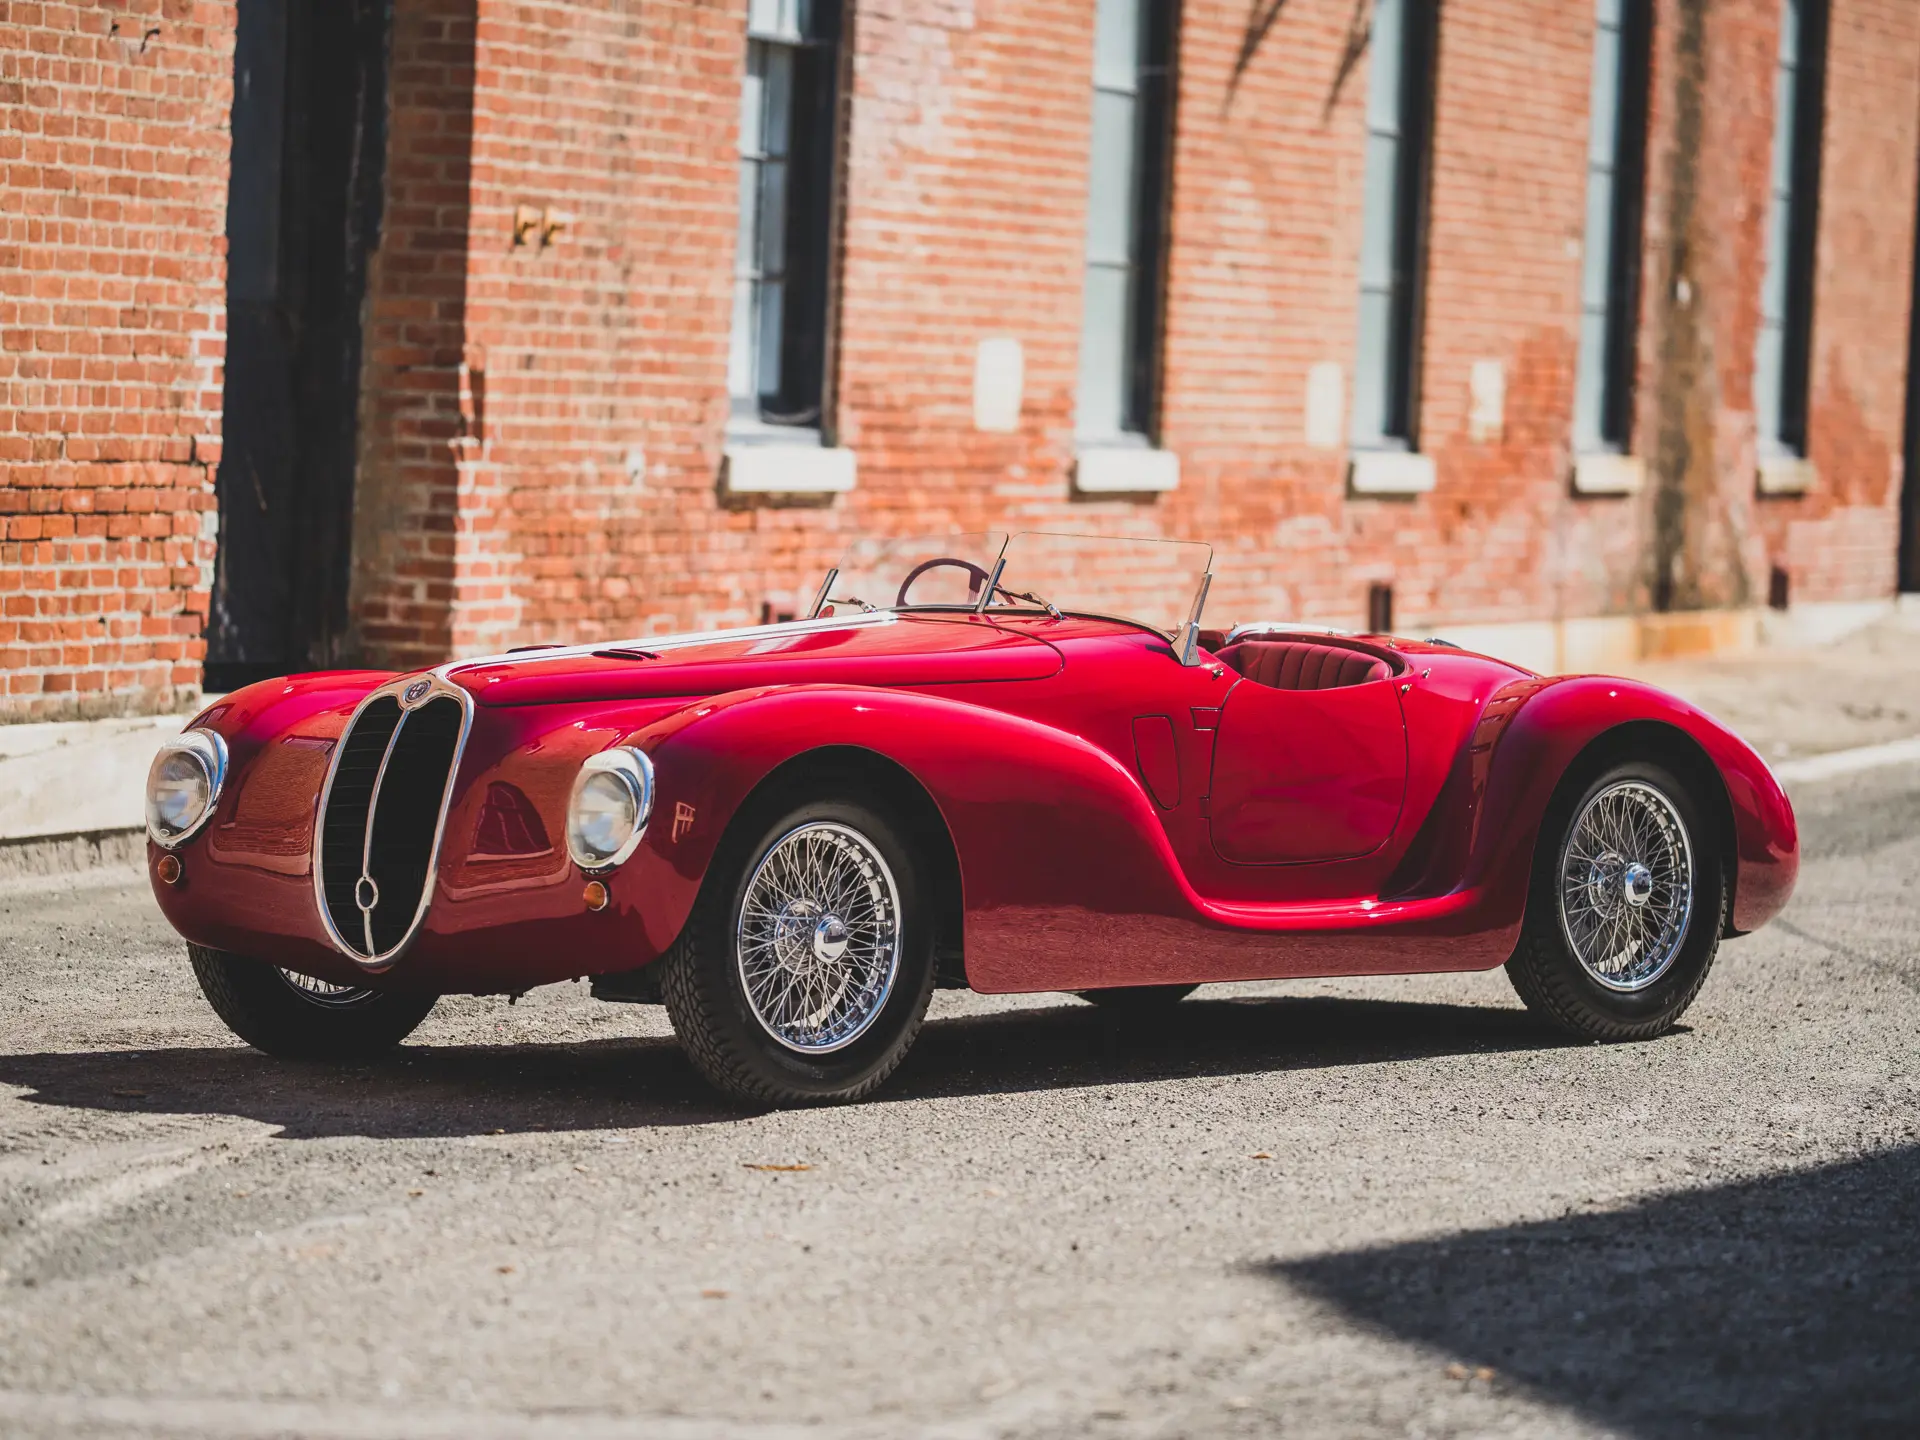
[824,595,877,614]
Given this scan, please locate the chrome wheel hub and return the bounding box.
[1558,780,1695,992]
[737,821,901,1054]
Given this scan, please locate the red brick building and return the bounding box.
[4,0,1918,720]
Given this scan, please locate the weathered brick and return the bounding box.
[1,0,228,718]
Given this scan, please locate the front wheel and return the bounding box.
[1506,760,1725,1041]
[661,797,936,1105]
[189,944,438,1060]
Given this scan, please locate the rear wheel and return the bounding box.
[1506,760,1725,1041]
[661,797,936,1105]
[189,944,438,1059]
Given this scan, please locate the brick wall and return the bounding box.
[0,0,231,720]
[342,0,1920,677]
[4,0,1917,707]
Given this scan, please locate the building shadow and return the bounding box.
[1269,1144,1920,1436]
[0,994,1572,1139]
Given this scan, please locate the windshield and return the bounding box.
[818,533,1009,615]
[994,532,1212,637]
[816,531,1212,638]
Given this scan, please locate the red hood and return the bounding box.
[448,614,1063,707]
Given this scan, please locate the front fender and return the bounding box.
[619,684,1189,991]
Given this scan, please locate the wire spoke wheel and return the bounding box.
[277,968,378,1009]
[735,821,902,1054]
[1557,779,1694,993]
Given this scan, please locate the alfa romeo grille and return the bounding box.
[316,686,468,962]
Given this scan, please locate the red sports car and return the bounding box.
[146,533,1798,1105]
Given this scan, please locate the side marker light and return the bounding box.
[583,880,609,911]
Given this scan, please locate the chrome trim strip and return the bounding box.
[1177,572,1214,666]
[1225,620,1358,643]
[310,675,476,973]
[807,568,838,620]
[973,558,1006,616]
[356,706,411,957]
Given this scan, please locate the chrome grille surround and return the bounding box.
[311,674,475,971]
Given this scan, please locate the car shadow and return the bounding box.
[1268,1143,1920,1436]
[887,992,1576,1103]
[0,994,1576,1140]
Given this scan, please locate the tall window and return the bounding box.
[1755,0,1827,457]
[1351,0,1437,450]
[729,0,841,432]
[1075,0,1177,443]
[1573,0,1651,455]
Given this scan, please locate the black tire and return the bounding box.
[1506,759,1726,1041]
[1076,984,1198,1013]
[189,944,438,1060]
[661,796,936,1106]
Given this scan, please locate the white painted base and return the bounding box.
[1074,445,1180,493]
[1757,597,1897,648]
[723,442,857,495]
[0,713,187,841]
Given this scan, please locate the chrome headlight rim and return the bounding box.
[566,746,655,872]
[145,727,229,849]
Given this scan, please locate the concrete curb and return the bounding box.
[0,827,148,881]
[0,712,188,845]
[1772,736,1920,785]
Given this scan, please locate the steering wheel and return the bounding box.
[895,556,993,608]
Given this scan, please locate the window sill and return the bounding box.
[1757,454,1816,496]
[1073,444,1180,494]
[722,440,856,496]
[1572,452,1645,495]
[1347,450,1435,495]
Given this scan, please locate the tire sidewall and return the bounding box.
[1533,759,1723,1027]
[698,796,934,1099]
[190,944,437,1059]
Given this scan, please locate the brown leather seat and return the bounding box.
[1216,640,1390,691]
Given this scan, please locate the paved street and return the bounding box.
[2,682,1917,1437]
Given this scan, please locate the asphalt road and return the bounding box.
[1,762,1916,1439]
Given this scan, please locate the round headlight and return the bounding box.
[566,747,655,871]
[145,728,229,847]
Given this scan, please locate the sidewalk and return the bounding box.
[1619,609,1920,764]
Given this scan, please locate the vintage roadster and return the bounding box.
[146,533,1798,1104]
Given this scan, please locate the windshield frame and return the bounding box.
[811,531,1215,658]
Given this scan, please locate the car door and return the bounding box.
[1207,669,1408,865]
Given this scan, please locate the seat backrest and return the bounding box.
[1217,640,1390,691]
